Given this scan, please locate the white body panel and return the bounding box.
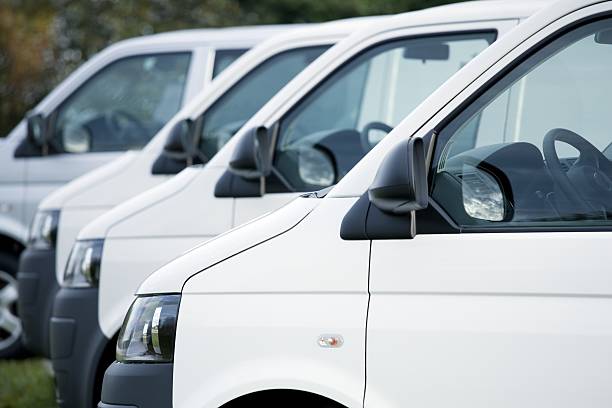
[128,1,612,407]
[365,233,612,407]
[174,197,369,408]
[0,27,284,252]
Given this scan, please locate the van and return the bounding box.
[27,20,375,408]
[105,0,612,406]
[1,25,287,358]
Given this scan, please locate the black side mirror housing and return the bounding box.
[26,113,47,146]
[151,119,197,175]
[165,119,194,157]
[368,137,428,215]
[15,113,49,158]
[229,126,271,179]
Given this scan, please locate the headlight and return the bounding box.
[63,239,104,288]
[28,210,60,249]
[116,295,180,363]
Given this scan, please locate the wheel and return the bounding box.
[0,252,28,359]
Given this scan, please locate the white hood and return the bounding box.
[39,152,137,210]
[78,165,202,239]
[137,196,318,294]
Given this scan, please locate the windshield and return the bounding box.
[198,45,330,160]
[273,32,496,191]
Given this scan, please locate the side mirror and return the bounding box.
[229,126,271,179]
[151,119,197,175]
[163,119,194,162]
[26,113,47,147]
[368,137,428,215]
[595,28,612,45]
[62,124,91,153]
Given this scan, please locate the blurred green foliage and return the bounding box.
[0,0,461,137]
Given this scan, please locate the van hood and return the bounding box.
[78,165,202,240]
[39,152,138,210]
[137,196,319,294]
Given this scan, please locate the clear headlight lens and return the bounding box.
[28,210,60,250]
[116,295,181,363]
[63,239,104,288]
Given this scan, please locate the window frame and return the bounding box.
[49,51,193,155]
[425,12,612,234]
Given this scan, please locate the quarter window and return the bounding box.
[274,33,495,192]
[54,52,191,154]
[212,49,248,78]
[431,19,612,228]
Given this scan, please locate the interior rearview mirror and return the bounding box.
[403,42,449,61]
[229,126,271,179]
[368,137,428,215]
[595,28,612,45]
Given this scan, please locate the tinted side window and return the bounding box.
[198,45,329,160]
[212,49,248,78]
[275,33,495,192]
[431,19,612,228]
[54,52,191,154]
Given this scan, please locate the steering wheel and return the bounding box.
[543,128,612,213]
[104,110,148,145]
[360,121,393,153]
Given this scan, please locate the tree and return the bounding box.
[0,0,462,136]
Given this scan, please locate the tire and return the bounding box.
[0,251,28,359]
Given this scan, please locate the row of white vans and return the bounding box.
[1,0,611,406]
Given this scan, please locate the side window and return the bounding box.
[53,52,191,154]
[274,33,495,192]
[431,19,612,228]
[212,49,248,78]
[198,46,329,159]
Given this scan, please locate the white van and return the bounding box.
[104,0,612,406]
[29,20,372,408]
[0,25,286,357]
[64,0,540,404]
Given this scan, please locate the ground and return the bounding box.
[0,359,56,408]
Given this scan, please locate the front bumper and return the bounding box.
[99,361,174,408]
[16,246,57,357]
[51,287,110,408]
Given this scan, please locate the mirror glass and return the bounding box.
[298,146,335,187]
[367,128,388,148]
[62,123,91,153]
[461,164,505,221]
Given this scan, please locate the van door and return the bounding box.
[366,15,612,407]
[233,26,502,226]
[23,51,193,222]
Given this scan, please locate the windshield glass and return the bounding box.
[274,32,496,191]
[198,45,330,160]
